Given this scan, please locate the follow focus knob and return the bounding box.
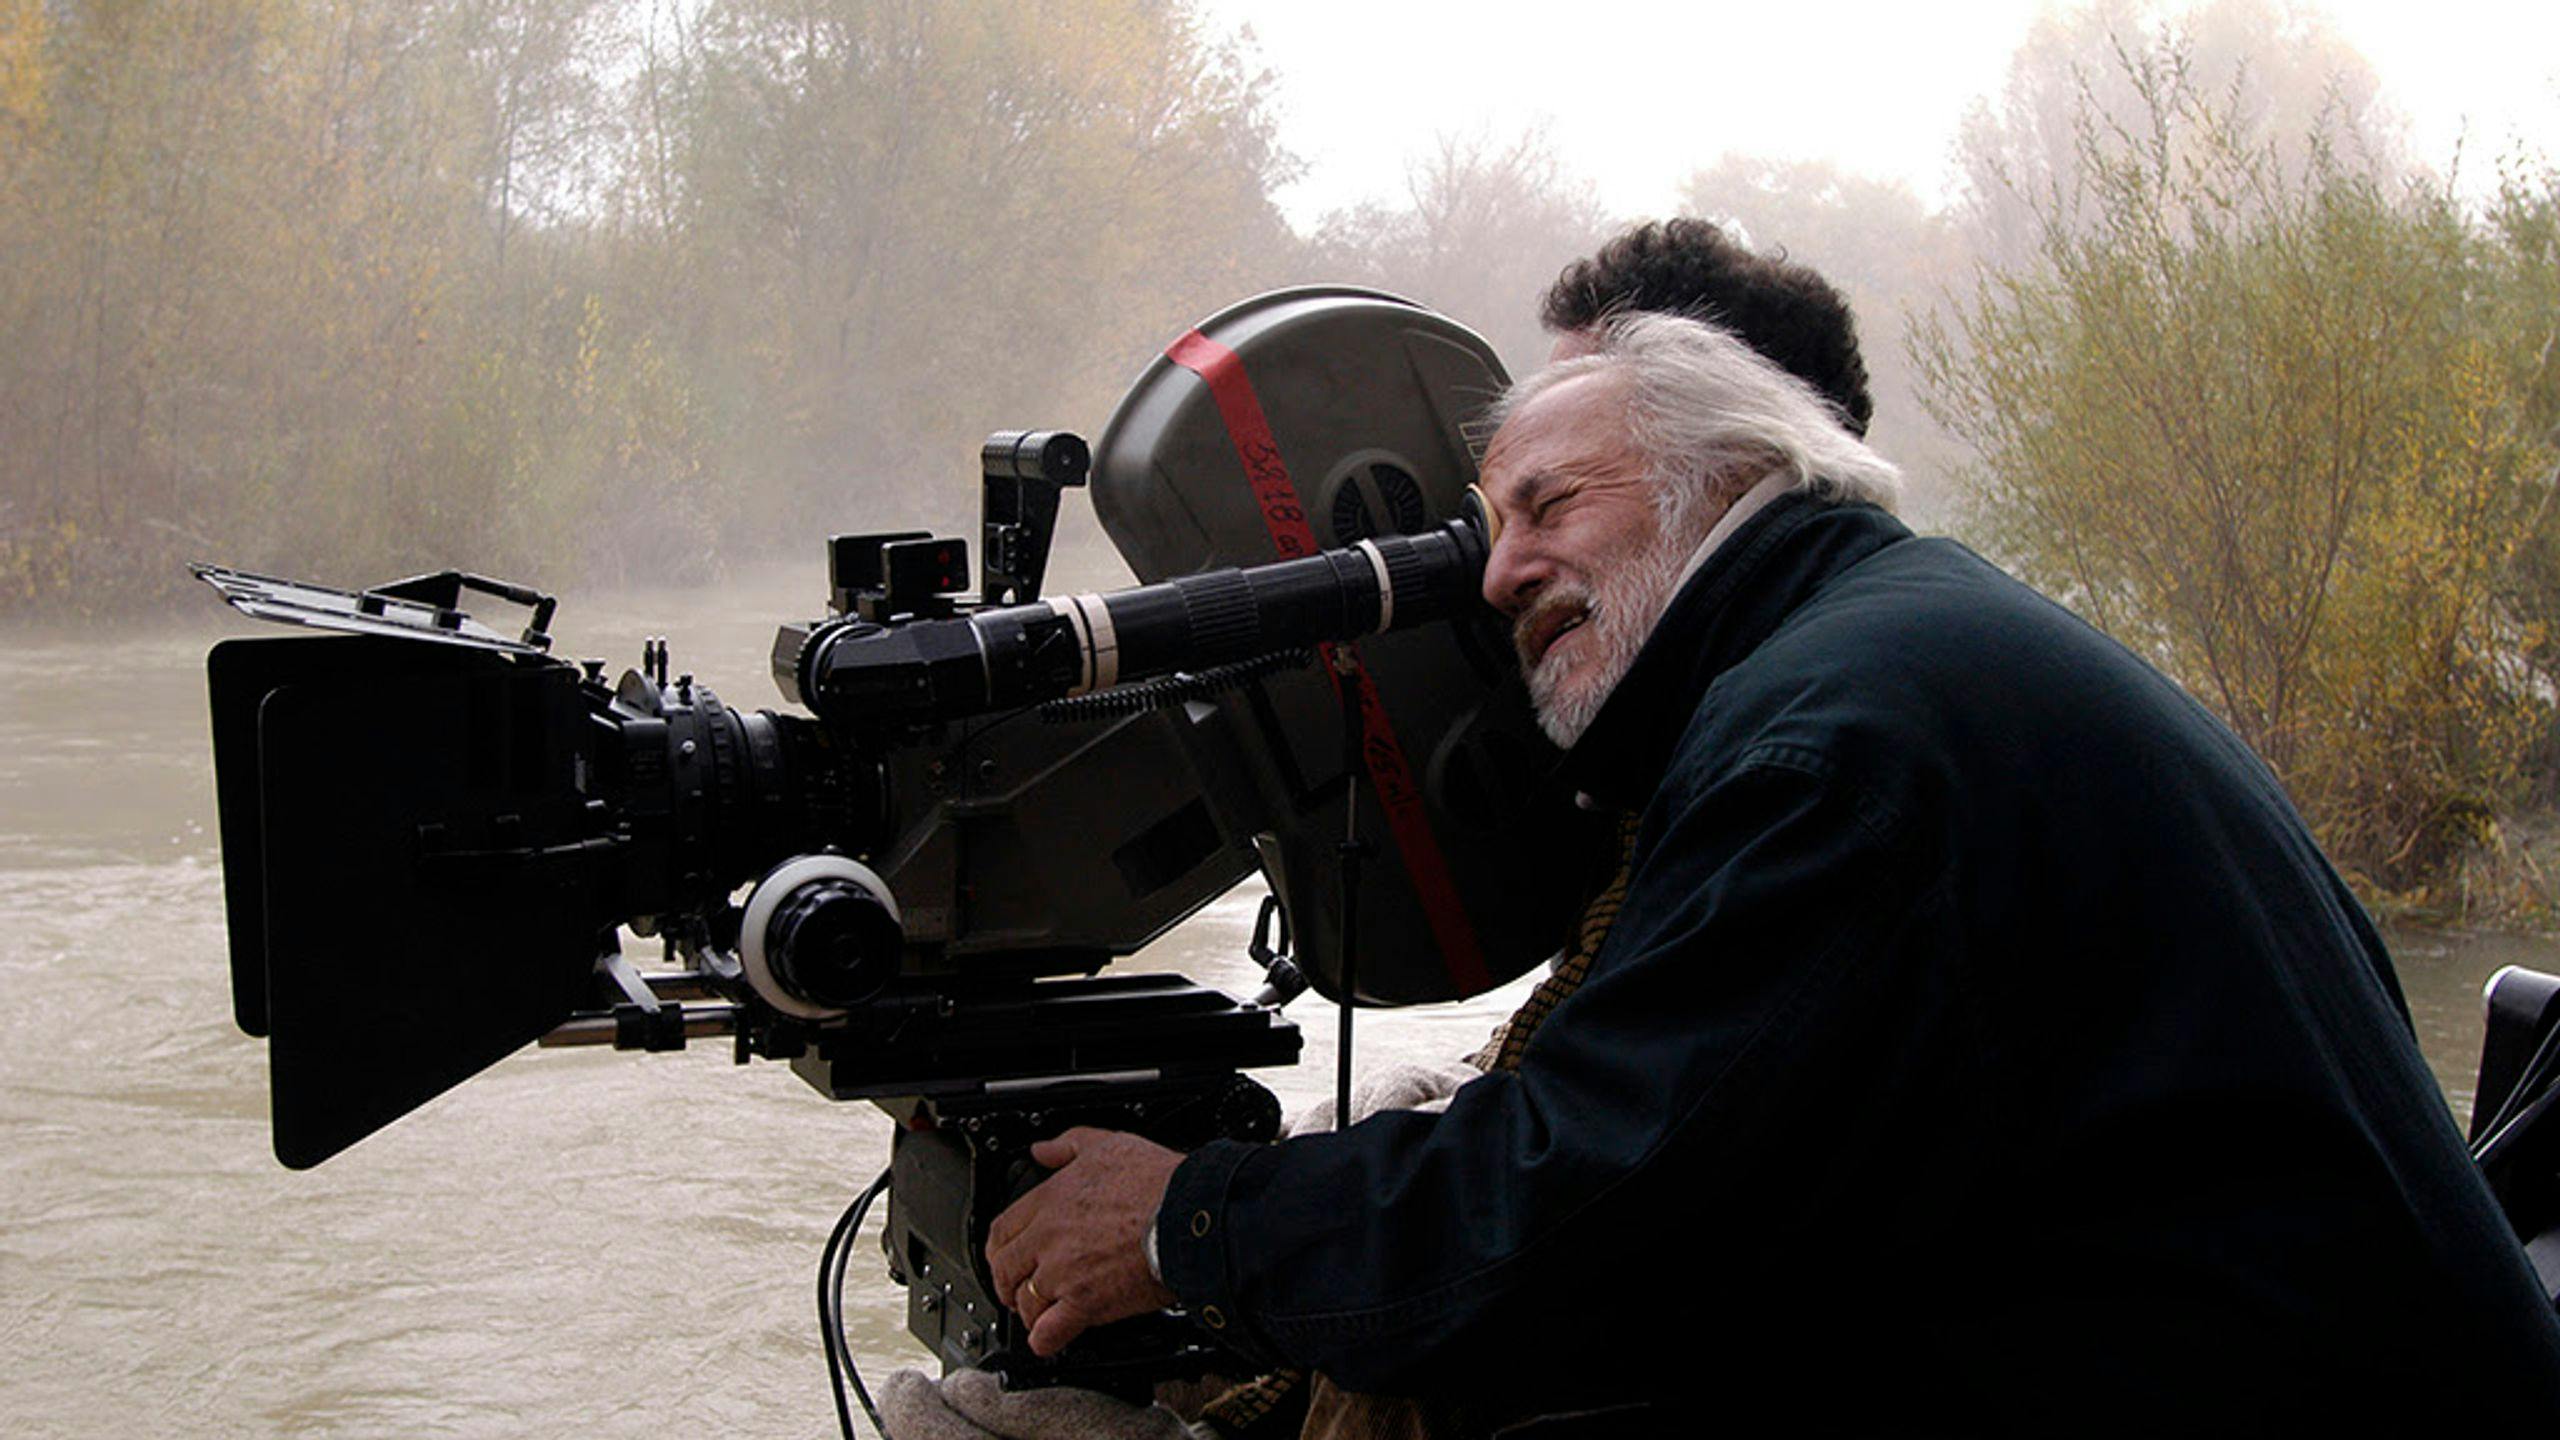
[766,877,902,1009]
[739,855,905,1021]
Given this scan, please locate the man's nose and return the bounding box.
[1480,529,1545,618]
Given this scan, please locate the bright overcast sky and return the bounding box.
[1197,0,2560,228]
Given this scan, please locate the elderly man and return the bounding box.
[970,308,2560,1435]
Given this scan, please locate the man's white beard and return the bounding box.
[1519,523,1697,749]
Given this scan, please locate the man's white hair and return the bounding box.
[1493,312,1902,536]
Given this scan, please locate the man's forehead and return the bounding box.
[1482,371,1630,483]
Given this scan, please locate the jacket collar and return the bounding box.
[1556,490,1911,811]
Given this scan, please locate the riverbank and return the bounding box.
[2366,809,2560,933]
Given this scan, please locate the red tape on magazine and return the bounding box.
[1165,328,1491,996]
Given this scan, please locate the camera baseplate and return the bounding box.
[789,973,1296,1395]
[788,972,1299,1103]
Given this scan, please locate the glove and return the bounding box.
[1280,1059,1483,1137]
[877,1367,1199,1440]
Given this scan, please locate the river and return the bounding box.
[1,563,2545,1437]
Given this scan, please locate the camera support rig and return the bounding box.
[199,287,1604,1415]
[202,421,1489,1386]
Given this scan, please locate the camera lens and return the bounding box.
[765,878,901,1009]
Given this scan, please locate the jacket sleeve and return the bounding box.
[1153,740,1964,1399]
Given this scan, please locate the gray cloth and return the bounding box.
[1279,1060,1482,1138]
[877,1367,1200,1440]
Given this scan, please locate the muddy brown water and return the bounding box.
[1,566,2540,1436]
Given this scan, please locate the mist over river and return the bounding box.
[1,564,2542,1437]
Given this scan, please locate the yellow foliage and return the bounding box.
[0,0,44,146]
[1920,51,2560,897]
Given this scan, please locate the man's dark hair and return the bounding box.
[1541,219,1874,437]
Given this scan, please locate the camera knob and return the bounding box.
[766,878,900,1009]
[739,855,904,1020]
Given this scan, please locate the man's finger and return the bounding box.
[1005,1269,1042,1325]
[986,1187,1035,1253]
[985,1227,1033,1307]
[1027,1129,1090,1168]
[1028,1298,1089,1358]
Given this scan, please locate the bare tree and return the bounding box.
[1313,129,1614,379]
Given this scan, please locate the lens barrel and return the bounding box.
[794,518,1486,728]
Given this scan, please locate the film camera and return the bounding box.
[199,290,1604,1405]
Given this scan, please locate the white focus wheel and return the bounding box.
[738,854,902,1021]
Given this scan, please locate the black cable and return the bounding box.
[821,1167,894,1440]
[835,1181,887,1432]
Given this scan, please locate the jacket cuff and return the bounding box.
[1156,1138,1285,1370]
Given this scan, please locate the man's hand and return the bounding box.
[984,1127,1183,1357]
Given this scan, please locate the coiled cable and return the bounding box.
[1037,649,1311,724]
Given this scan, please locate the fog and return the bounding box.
[4,0,2552,612]
[3,1,2559,1432]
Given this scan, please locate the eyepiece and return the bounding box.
[1459,484,1499,547]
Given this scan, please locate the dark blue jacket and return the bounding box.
[1157,495,2560,1434]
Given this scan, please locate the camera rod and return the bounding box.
[540,940,744,1050]
[539,1003,738,1049]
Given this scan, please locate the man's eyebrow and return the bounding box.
[1506,470,1562,510]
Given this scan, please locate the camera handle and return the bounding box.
[1245,895,1306,1009]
